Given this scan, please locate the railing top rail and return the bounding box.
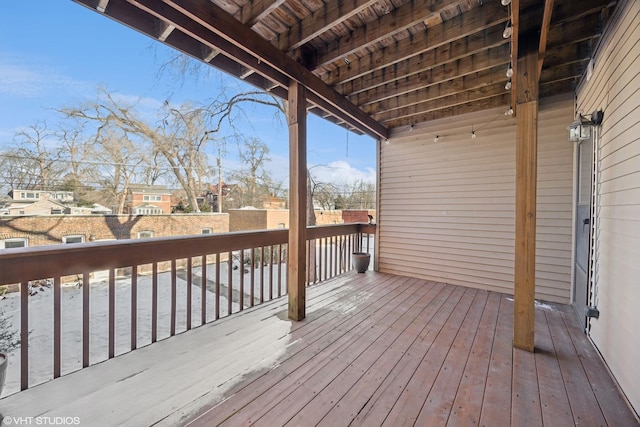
[0,223,374,284]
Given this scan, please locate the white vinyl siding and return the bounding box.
[378,95,574,303]
[575,0,640,414]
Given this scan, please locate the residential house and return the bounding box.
[5,198,70,216]
[124,185,173,214]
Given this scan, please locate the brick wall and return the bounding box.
[315,210,343,225]
[0,214,229,247]
[342,209,376,223]
[229,209,290,231]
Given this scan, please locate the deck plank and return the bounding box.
[414,290,489,425]
[195,275,425,425]
[288,281,450,426]
[289,282,444,426]
[350,285,466,426]
[446,291,500,426]
[478,295,513,427]
[316,283,454,426]
[546,308,608,426]
[560,307,640,427]
[380,287,479,426]
[534,304,575,427]
[247,279,436,426]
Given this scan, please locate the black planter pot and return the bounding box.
[352,252,371,273]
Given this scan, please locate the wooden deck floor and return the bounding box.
[187,273,638,427]
[1,272,637,426]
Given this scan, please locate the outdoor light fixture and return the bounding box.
[505,106,514,116]
[505,80,512,90]
[434,135,439,142]
[568,110,604,142]
[471,130,476,139]
[503,21,513,39]
[506,64,513,78]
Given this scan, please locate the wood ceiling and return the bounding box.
[73,0,615,139]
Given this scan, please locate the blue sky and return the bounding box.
[0,1,376,189]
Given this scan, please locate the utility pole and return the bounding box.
[217,145,222,213]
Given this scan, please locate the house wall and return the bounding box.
[0,214,229,247]
[378,94,575,303]
[575,0,640,415]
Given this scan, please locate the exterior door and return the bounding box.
[573,138,593,330]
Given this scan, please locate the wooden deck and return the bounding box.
[1,272,637,426]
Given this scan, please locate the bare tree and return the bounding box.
[1,121,63,191]
[60,92,215,211]
[228,137,273,208]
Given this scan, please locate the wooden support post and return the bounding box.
[288,80,307,321]
[514,34,539,352]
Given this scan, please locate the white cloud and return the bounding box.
[309,160,376,187]
[0,61,92,99]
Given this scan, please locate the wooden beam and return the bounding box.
[310,0,505,71]
[277,0,380,52]
[513,34,539,353]
[288,81,307,321]
[237,0,287,27]
[538,0,555,77]
[365,66,507,116]
[385,94,510,129]
[151,0,388,140]
[323,24,508,88]
[374,82,507,123]
[341,44,510,100]
[352,56,509,109]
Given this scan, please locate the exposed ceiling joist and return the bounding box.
[308,0,481,71]
[237,0,287,27]
[276,0,380,52]
[323,24,509,88]
[74,0,615,132]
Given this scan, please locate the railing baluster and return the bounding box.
[260,246,265,304]
[152,263,158,343]
[215,253,220,320]
[170,260,176,337]
[277,244,282,297]
[109,269,115,359]
[250,249,255,307]
[131,266,137,350]
[239,250,245,311]
[228,251,233,317]
[201,255,207,325]
[82,272,90,368]
[317,239,322,284]
[186,258,192,331]
[53,276,61,379]
[269,245,274,300]
[20,281,28,391]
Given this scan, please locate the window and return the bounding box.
[201,228,212,235]
[1,238,28,249]
[143,195,162,202]
[137,231,154,239]
[63,235,85,244]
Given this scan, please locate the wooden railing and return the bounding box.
[0,223,375,393]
